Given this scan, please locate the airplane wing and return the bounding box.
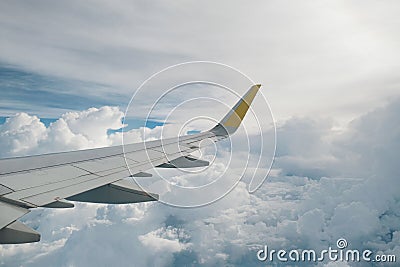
[0,84,261,244]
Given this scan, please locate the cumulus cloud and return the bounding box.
[0,99,400,266]
[0,106,132,158]
[138,226,191,255]
[0,113,47,156]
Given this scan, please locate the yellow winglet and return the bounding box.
[210,84,261,136]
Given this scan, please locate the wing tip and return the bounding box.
[209,83,262,136]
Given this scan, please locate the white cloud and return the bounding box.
[0,106,139,157]
[0,113,47,156]
[138,226,190,253]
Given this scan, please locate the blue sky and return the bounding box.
[0,63,168,132]
[0,64,125,117]
[0,1,399,266]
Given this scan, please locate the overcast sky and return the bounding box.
[0,0,399,122]
[0,1,399,266]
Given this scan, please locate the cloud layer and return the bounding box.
[0,97,399,266]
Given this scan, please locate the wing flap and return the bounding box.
[19,172,127,207]
[72,156,128,174]
[0,165,90,191]
[4,152,173,207]
[0,201,29,229]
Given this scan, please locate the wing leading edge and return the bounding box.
[0,84,261,244]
